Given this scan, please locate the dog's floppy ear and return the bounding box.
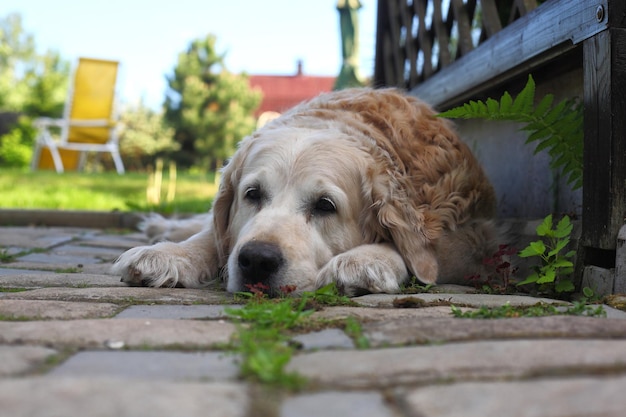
[370,176,442,284]
[212,136,254,265]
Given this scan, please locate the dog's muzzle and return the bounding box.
[237,241,285,289]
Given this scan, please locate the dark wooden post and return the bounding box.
[582,0,626,276]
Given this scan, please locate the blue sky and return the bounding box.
[1,0,377,110]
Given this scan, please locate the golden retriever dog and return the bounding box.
[112,88,503,295]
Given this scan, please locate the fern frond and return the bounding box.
[438,75,583,190]
[511,75,535,114]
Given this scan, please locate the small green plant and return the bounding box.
[465,244,519,294]
[401,276,435,293]
[344,317,370,349]
[0,287,28,293]
[301,283,356,306]
[0,248,15,263]
[225,283,312,389]
[439,75,583,189]
[451,301,605,319]
[225,282,364,388]
[517,214,576,293]
[55,267,82,273]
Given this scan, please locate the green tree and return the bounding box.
[164,34,261,169]
[0,13,69,167]
[0,13,69,116]
[118,103,178,171]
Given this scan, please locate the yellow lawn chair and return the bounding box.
[31,57,125,174]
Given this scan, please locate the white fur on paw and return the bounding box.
[316,252,403,296]
[111,243,206,288]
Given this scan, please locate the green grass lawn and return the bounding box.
[0,168,217,213]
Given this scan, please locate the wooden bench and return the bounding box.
[373,0,626,293]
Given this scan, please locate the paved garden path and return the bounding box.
[1,223,626,417]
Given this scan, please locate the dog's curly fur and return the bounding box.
[112,88,504,295]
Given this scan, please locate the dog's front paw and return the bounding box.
[316,244,409,296]
[111,242,208,288]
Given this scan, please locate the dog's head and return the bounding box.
[210,88,494,294]
[211,123,377,294]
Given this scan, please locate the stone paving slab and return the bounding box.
[2,223,626,417]
[2,286,233,304]
[115,304,241,319]
[405,374,626,417]
[0,318,235,349]
[292,328,355,350]
[0,299,121,319]
[0,377,247,417]
[281,391,394,417]
[353,293,567,308]
[49,350,239,381]
[362,315,626,346]
[0,226,94,248]
[49,243,125,259]
[288,339,626,388]
[0,267,47,276]
[76,232,148,249]
[0,261,115,275]
[16,251,105,265]
[310,305,473,321]
[0,345,58,376]
[0,272,124,288]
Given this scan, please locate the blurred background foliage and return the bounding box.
[0,13,261,172]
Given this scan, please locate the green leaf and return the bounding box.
[533,94,554,117]
[499,91,513,113]
[547,238,570,257]
[526,128,553,145]
[536,215,553,237]
[555,279,575,293]
[512,75,535,114]
[582,286,595,298]
[519,240,546,257]
[517,272,540,286]
[532,136,559,154]
[550,257,574,268]
[542,100,568,126]
[486,98,500,115]
[554,216,573,238]
[536,268,556,284]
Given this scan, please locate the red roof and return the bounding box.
[249,63,335,117]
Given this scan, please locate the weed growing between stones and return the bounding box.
[0,248,15,263]
[0,287,28,292]
[517,214,576,294]
[344,317,370,349]
[55,267,83,274]
[0,247,47,263]
[401,277,435,294]
[451,301,605,319]
[464,244,519,294]
[0,313,34,321]
[226,283,357,389]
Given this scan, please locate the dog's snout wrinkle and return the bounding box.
[237,241,284,286]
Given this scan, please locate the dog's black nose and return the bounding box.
[237,241,284,287]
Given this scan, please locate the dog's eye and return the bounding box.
[314,197,336,214]
[244,187,261,202]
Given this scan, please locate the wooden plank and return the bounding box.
[582,26,626,252]
[410,0,609,108]
[451,0,474,56]
[432,0,452,68]
[374,0,404,87]
[480,0,503,37]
